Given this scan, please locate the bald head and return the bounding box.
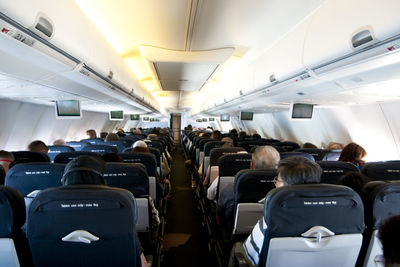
[252,146,280,169]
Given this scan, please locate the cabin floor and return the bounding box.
[161,145,218,267]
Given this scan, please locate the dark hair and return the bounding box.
[105,133,120,142]
[278,156,322,185]
[238,131,247,137]
[252,133,261,139]
[62,156,106,186]
[339,142,367,167]
[101,153,123,162]
[302,142,318,149]
[27,140,49,153]
[336,171,370,195]
[229,129,238,134]
[211,130,222,140]
[86,129,97,139]
[379,215,400,264]
[100,132,108,139]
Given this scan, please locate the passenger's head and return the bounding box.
[221,137,233,147]
[148,134,158,140]
[229,129,238,135]
[378,215,400,266]
[339,142,367,166]
[27,140,49,154]
[276,156,322,188]
[100,132,108,139]
[101,152,123,162]
[251,146,280,170]
[53,139,66,146]
[252,133,261,139]
[86,129,97,139]
[133,129,142,134]
[336,171,370,195]
[327,142,344,150]
[302,142,317,149]
[105,133,120,142]
[133,140,148,149]
[132,146,150,153]
[0,150,14,173]
[238,131,247,138]
[211,130,222,140]
[62,156,106,185]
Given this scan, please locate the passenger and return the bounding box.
[105,133,120,142]
[215,146,280,231]
[211,130,222,140]
[53,139,66,146]
[86,129,97,139]
[27,140,49,154]
[327,141,344,150]
[61,156,149,267]
[132,140,150,153]
[133,129,142,135]
[101,152,123,162]
[116,128,126,137]
[238,131,247,138]
[252,133,261,139]
[0,150,14,174]
[378,215,400,267]
[339,142,367,169]
[302,142,317,149]
[336,171,370,195]
[233,156,322,266]
[100,132,108,139]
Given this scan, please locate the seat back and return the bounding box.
[317,161,359,184]
[210,147,246,167]
[237,141,269,152]
[322,149,342,161]
[203,141,227,176]
[0,186,28,267]
[65,141,90,151]
[54,151,102,164]
[360,181,400,267]
[258,184,364,267]
[232,169,276,234]
[104,163,150,231]
[274,141,300,152]
[12,151,50,165]
[100,141,127,153]
[81,145,118,154]
[48,145,75,162]
[80,138,103,145]
[362,161,400,180]
[216,152,251,202]
[295,148,327,161]
[27,185,141,267]
[280,152,315,162]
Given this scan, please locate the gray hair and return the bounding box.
[252,146,280,169]
[278,156,322,185]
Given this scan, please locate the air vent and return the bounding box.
[34,16,53,38]
[352,29,373,48]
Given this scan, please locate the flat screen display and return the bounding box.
[220,114,230,122]
[143,117,149,121]
[291,103,314,119]
[196,119,202,122]
[209,118,215,121]
[130,114,140,120]
[55,100,81,119]
[202,118,207,122]
[109,110,124,120]
[240,112,253,121]
[150,118,155,122]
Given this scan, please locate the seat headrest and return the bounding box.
[81,145,118,154]
[361,180,400,229]
[362,161,400,181]
[280,152,315,162]
[317,161,359,184]
[204,141,226,156]
[0,186,25,237]
[210,147,246,166]
[54,151,102,164]
[295,148,327,161]
[218,153,252,176]
[119,152,157,176]
[62,156,106,185]
[264,184,365,237]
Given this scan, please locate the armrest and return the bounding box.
[234,252,249,267]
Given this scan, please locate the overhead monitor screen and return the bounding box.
[150,118,155,122]
[130,114,140,120]
[220,114,230,122]
[209,118,215,121]
[291,103,314,119]
[143,117,149,121]
[55,100,81,119]
[109,110,124,120]
[196,119,202,122]
[240,112,253,121]
[202,118,207,122]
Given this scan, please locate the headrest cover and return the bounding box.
[62,156,106,185]
[362,161,400,181]
[264,184,365,237]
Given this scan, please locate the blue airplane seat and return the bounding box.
[65,141,90,151]
[280,152,315,162]
[81,144,118,154]
[359,181,400,267]
[295,148,327,161]
[317,161,359,184]
[99,141,127,153]
[209,147,247,167]
[274,141,301,152]
[237,141,270,153]
[148,147,161,168]
[79,138,103,145]
[242,184,364,267]
[27,185,141,267]
[54,151,102,164]
[119,152,157,177]
[12,151,50,165]
[361,160,400,181]
[48,145,75,162]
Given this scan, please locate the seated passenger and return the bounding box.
[0,150,14,174]
[105,133,120,142]
[378,215,400,267]
[339,142,367,169]
[132,140,150,153]
[86,129,97,139]
[100,132,108,139]
[327,141,344,150]
[336,171,370,195]
[252,133,261,139]
[27,140,49,154]
[52,139,66,146]
[215,146,280,230]
[302,142,317,149]
[237,156,322,266]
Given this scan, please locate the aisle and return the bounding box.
[161,145,217,267]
